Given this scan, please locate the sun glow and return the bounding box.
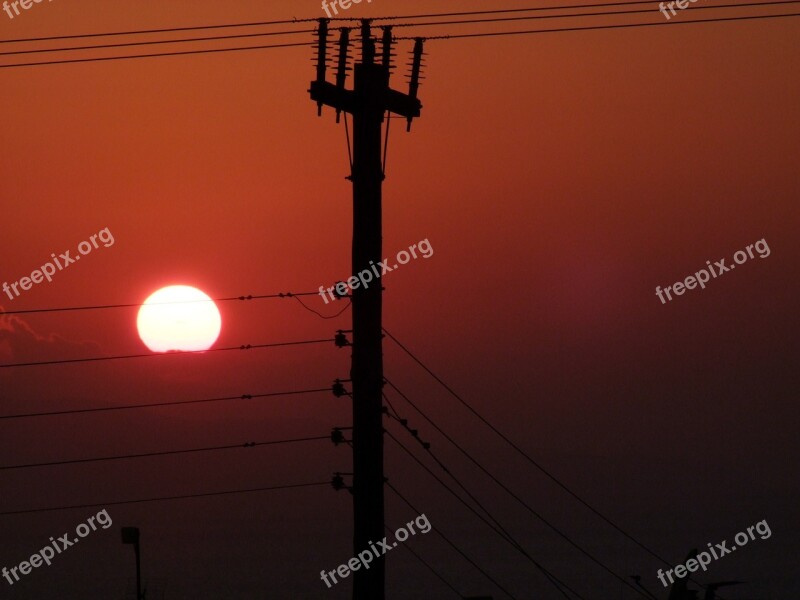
[136,285,222,352]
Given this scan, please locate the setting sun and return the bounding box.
[136,285,222,352]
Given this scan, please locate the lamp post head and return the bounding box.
[121,526,140,545]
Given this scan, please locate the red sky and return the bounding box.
[1,1,798,598]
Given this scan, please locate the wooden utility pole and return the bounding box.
[309,19,423,600]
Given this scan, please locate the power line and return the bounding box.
[3,1,795,60]
[0,337,333,369]
[385,403,540,560]
[0,28,315,57]
[1,10,797,69]
[0,387,331,420]
[0,435,329,471]
[381,330,689,574]
[387,524,462,598]
[0,4,641,45]
[371,1,700,20]
[385,409,586,600]
[383,379,648,599]
[0,481,330,516]
[387,0,800,29]
[292,295,352,320]
[0,1,783,45]
[386,481,520,600]
[393,11,800,40]
[0,17,338,44]
[385,428,582,599]
[0,291,319,316]
[0,40,311,69]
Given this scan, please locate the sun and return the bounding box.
[137,285,222,352]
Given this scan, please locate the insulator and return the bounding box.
[315,19,329,116]
[333,281,349,299]
[335,28,351,89]
[331,428,345,445]
[360,19,375,64]
[315,19,329,84]
[332,379,347,397]
[381,26,394,70]
[406,37,425,131]
[334,331,350,348]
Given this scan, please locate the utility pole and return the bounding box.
[309,19,423,600]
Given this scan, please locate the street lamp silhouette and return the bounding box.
[121,526,143,600]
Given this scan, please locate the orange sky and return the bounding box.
[1,1,798,598]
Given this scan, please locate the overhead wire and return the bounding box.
[0,6,796,68]
[385,427,581,599]
[383,378,648,599]
[0,17,345,44]
[0,28,316,57]
[386,481,520,600]
[0,291,320,316]
[383,330,715,591]
[393,11,800,40]
[0,387,331,420]
[0,1,790,45]
[0,435,330,471]
[386,524,463,598]
[386,0,800,29]
[0,40,311,69]
[292,295,352,319]
[0,481,330,516]
[0,337,333,369]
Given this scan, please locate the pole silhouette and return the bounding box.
[309,18,423,599]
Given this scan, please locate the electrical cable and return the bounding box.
[393,11,800,40]
[383,333,720,594]
[385,404,534,554]
[292,295,351,319]
[0,1,787,45]
[0,40,311,69]
[386,481,520,600]
[383,377,651,599]
[382,111,391,176]
[344,111,354,173]
[0,28,315,57]
[0,481,330,516]
[385,428,582,599]
[0,435,330,471]
[0,291,320,316]
[385,1,800,30]
[0,387,331,420]
[0,17,342,44]
[386,523,463,598]
[2,10,796,69]
[383,329,673,564]
[0,337,333,369]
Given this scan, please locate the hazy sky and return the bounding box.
[1,1,798,598]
